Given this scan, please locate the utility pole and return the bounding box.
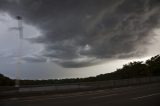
[15,16,23,87]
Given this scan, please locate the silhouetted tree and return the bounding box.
[146,55,160,76]
[0,74,14,86]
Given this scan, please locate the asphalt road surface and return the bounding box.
[1,83,160,106]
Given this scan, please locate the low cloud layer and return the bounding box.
[22,55,47,63]
[0,0,160,67]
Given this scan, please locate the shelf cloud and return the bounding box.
[0,0,160,67]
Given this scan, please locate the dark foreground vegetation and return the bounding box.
[0,74,14,86]
[0,55,160,86]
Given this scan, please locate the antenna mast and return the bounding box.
[15,16,23,87]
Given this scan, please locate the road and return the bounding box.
[1,83,160,106]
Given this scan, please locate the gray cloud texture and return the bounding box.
[22,55,47,63]
[0,0,160,67]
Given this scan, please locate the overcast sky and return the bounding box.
[0,0,160,79]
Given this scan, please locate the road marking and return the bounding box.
[22,93,117,102]
[90,94,118,99]
[132,92,160,100]
[4,90,119,102]
[10,98,19,100]
[9,92,119,103]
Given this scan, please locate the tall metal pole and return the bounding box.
[15,16,23,87]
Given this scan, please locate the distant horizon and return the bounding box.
[0,0,160,80]
[1,55,152,80]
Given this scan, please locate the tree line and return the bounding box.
[0,55,160,86]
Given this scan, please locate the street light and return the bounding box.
[15,16,23,87]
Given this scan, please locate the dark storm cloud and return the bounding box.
[0,0,160,67]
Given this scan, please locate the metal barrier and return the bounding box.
[0,76,160,98]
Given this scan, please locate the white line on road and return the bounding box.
[4,90,120,102]
[21,93,118,102]
[90,94,118,99]
[131,92,160,100]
